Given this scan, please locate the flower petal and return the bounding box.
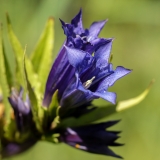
[65,46,93,72]
[59,19,74,36]
[65,46,87,68]
[86,38,112,54]
[71,9,84,34]
[97,66,131,91]
[94,91,117,104]
[94,40,113,63]
[43,46,72,106]
[88,19,108,41]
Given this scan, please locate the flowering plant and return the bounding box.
[0,10,151,159]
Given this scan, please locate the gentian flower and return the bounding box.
[2,88,38,158]
[43,10,131,116]
[8,88,32,132]
[43,10,112,107]
[59,121,122,158]
[1,9,132,159]
[41,10,131,158]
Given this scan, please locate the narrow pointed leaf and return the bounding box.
[116,80,154,112]
[31,17,54,93]
[23,55,42,133]
[6,14,42,102]
[6,13,25,88]
[3,49,12,89]
[0,24,11,122]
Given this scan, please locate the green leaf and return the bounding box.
[31,17,54,93]
[0,24,11,123]
[23,54,43,133]
[6,13,25,88]
[3,48,13,89]
[116,80,154,112]
[6,14,42,103]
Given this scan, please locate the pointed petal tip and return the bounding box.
[116,66,132,76]
[118,143,125,146]
[117,155,123,159]
[105,18,109,22]
[126,68,132,75]
[79,8,82,14]
[88,19,109,39]
[105,38,113,43]
[113,119,121,124]
[71,9,83,25]
[111,37,115,41]
[102,19,108,25]
[112,99,116,105]
[59,18,65,25]
[108,120,121,127]
[93,91,117,104]
[97,19,108,25]
[77,8,82,18]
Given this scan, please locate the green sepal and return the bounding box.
[30,17,54,93]
[42,133,60,144]
[48,90,59,119]
[49,90,60,130]
[41,90,60,131]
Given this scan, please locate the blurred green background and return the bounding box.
[1,0,160,160]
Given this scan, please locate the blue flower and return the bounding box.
[2,88,38,157]
[8,88,33,132]
[43,10,112,107]
[43,10,131,112]
[59,120,122,158]
[42,10,131,158]
[2,10,131,159]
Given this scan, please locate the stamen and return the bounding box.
[75,144,87,150]
[75,144,80,148]
[83,76,95,89]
